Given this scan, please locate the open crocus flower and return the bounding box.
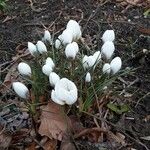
[43,30,52,44]
[12,82,29,99]
[36,41,47,54]
[102,63,111,74]
[110,57,122,74]
[66,20,82,40]
[18,62,31,77]
[28,42,38,56]
[51,78,78,105]
[45,57,55,69]
[82,55,96,70]
[49,72,60,87]
[65,42,79,59]
[101,41,115,60]
[60,29,73,45]
[85,72,91,83]
[102,30,115,43]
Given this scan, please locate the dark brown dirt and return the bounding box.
[0,0,150,149]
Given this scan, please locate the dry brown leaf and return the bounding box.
[43,139,57,150]
[137,27,150,35]
[0,132,12,149]
[143,115,150,122]
[0,63,18,94]
[69,115,85,133]
[15,44,27,54]
[2,16,16,23]
[74,127,108,143]
[60,141,76,150]
[26,141,36,150]
[38,101,72,141]
[107,131,126,146]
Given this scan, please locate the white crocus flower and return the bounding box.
[55,39,62,49]
[12,82,29,99]
[43,30,52,44]
[93,51,101,64]
[102,63,111,74]
[65,42,79,59]
[28,42,37,56]
[87,56,96,68]
[45,57,55,69]
[110,57,122,74]
[102,30,115,43]
[66,20,82,40]
[82,55,88,70]
[49,72,60,87]
[85,72,91,83]
[101,41,115,60]
[51,78,78,105]
[60,29,73,45]
[36,41,47,54]
[18,62,31,77]
[82,55,96,70]
[42,64,53,76]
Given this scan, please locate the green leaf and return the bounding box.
[107,103,129,114]
[120,104,129,113]
[143,9,150,17]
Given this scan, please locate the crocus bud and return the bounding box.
[12,82,29,99]
[65,42,79,59]
[93,51,101,63]
[42,64,53,76]
[66,20,82,40]
[110,57,122,74]
[101,41,115,60]
[45,57,55,69]
[36,41,47,54]
[85,72,91,82]
[60,29,73,45]
[43,30,52,44]
[82,55,88,70]
[87,56,96,68]
[51,78,78,105]
[18,62,31,77]
[49,72,60,87]
[102,30,115,43]
[102,63,111,74]
[28,42,37,56]
[55,39,62,49]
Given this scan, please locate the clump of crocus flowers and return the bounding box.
[12,19,122,107]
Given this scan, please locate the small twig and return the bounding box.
[1,52,30,73]
[74,127,108,139]
[33,138,45,149]
[94,117,100,128]
[135,92,150,108]
[21,23,50,27]
[0,60,14,68]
